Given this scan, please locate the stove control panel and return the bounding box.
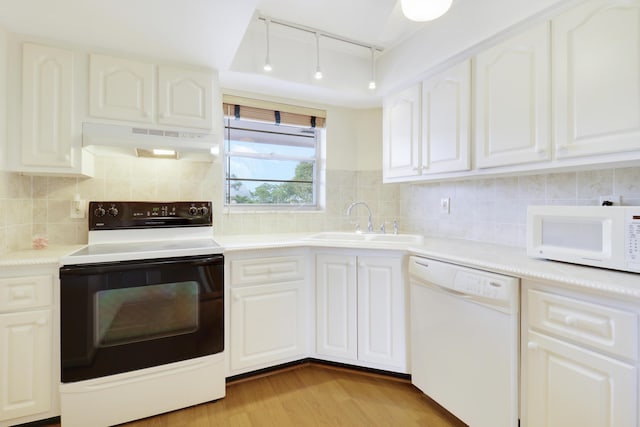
[89,201,213,230]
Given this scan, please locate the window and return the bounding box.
[223,99,324,207]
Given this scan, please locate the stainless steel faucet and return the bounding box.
[346,201,373,232]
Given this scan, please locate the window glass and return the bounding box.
[224,118,319,207]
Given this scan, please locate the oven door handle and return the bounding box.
[60,255,224,275]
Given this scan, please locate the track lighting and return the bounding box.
[257,15,384,90]
[263,19,272,71]
[314,32,323,80]
[368,47,376,90]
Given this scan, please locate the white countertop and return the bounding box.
[408,238,640,301]
[1,235,638,300]
[0,245,83,268]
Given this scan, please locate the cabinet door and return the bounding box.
[315,254,357,361]
[525,331,636,427]
[357,256,405,369]
[89,54,154,123]
[553,0,640,158]
[21,43,75,168]
[0,309,52,422]
[382,85,421,180]
[421,60,471,174]
[475,23,551,168]
[230,282,305,372]
[157,66,212,129]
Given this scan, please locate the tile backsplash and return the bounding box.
[398,167,640,247]
[1,158,639,254]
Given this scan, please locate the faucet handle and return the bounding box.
[379,223,386,234]
[354,223,361,233]
[393,219,399,235]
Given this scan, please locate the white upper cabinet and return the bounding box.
[20,43,76,170]
[421,60,471,174]
[475,22,551,168]
[157,66,212,129]
[553,0,640,158]
[89,54,154,124]
[382,84,421,180]
[89,54,213,130]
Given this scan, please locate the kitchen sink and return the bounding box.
[305,232,424,246]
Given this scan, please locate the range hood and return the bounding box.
[82,122,219,161]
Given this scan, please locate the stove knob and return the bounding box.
[198,206,209,216]
[188,206,199,216]
[94,207,106,217]
[108,207,119,217]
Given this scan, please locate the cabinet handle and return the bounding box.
[527,341,539,351]
[564,315,577,326]
[233,294,240,301]
[11,289,27,299]
[36,318,47,326]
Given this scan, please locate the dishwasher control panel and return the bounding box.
[409,256,519,313]
[454,271,511,300]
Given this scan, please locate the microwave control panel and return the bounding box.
[625,211,640,271]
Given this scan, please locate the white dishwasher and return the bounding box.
[409,256,519,427]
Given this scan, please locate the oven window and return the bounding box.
[95,281,199,347]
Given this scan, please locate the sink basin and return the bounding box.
[305,232,424,246]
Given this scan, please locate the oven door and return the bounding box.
[60,254,224,383]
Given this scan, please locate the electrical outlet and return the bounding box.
[440,197,450,214]
[70,199,86,219]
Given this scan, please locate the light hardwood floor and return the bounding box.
[49,363,467,426]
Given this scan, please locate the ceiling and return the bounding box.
[0,0,433,108]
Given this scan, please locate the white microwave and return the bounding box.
[527,205,640,273]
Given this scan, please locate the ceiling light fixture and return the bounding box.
[263,19,272,72]
[314,32,323,80]
[400,0,453,22]
[368,47,376,90]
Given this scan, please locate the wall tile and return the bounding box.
[615,167,640,198]
[546,172,577,200]
[577,169,613,200]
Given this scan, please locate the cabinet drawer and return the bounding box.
[230,256,305,286]
[0,276,53,312]
[528,290,637,360]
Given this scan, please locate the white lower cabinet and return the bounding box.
[526,331,636,427]
[522,283,638,427]
[230,282,306,373]
[315,251,406,373]
[227,250,308,376]
[0,269,59,427]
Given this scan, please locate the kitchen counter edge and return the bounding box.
[1,237,637,300]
